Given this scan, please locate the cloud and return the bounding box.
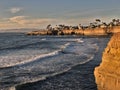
[0,15,104,29]
[9,16,57,24]
[7,16,57,28]
[10,7,22,14]
[9,16,27,24]
[26,18,57,25]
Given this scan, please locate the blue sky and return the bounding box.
[0,0,120,29]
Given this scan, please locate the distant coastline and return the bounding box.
[26,19,120,36]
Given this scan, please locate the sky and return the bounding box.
[0,0,120,30]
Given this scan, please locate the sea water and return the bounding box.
[0,33,100,90]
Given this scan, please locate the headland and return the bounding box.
[26,19,120,36]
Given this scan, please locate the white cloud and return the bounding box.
[3,15,115,29]
[9,16,27,24]
[10,7,22,14]
[6,16,57,29]
[0,16,94,29]
[9,16,57,25]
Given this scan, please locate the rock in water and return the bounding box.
[94,33,120,90]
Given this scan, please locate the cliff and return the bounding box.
[94,33,120,90]
[26,21,120,36]
[83,28,107,35]
[26,28,108,36]
[27,30,48,35]
[109,26,120,33]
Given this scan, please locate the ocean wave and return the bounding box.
[41,38,46,41]
[75,39,84,43]
[61,43,70,50]
[0,42,71,68]
[1,53,94,90]
[14,54,94,90]
[0,37,100,90]
[47,38,83,42]
[0,50,59,68]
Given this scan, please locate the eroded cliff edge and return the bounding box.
[94,33,120,90]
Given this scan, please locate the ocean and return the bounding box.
[0,33,110,90]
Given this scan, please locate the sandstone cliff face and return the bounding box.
[83,28,107,35]
[110,26,120,33]
[94,33,120,90]
[62,29,74,35]
[27,30,48,35]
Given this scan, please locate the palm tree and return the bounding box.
[112,19,118,26]
[95,19,101,27]
[116,19,120,25]
[46,24,51,30]
[112,19,116,23]
[95,19,101,22]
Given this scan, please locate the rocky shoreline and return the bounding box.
[26,19,120,36]
[26,28,108,36]
[94,33,120,90]
[26,26,120,36]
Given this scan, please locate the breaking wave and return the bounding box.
[0,42,71,68]
[0,33,101,90]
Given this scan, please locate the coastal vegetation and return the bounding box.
[27,19,120,35]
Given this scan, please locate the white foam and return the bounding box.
[9,87,16,90]
[0,42,71,68]
[50,38,83,42]
[61,43,70,50]
[41,38,46,41]
[1,86,16,90]
[0,50,60,68]
[76,39,84,43]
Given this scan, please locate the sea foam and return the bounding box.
[0,42,71,68]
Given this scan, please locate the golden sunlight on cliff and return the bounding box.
[94,33,120,90]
